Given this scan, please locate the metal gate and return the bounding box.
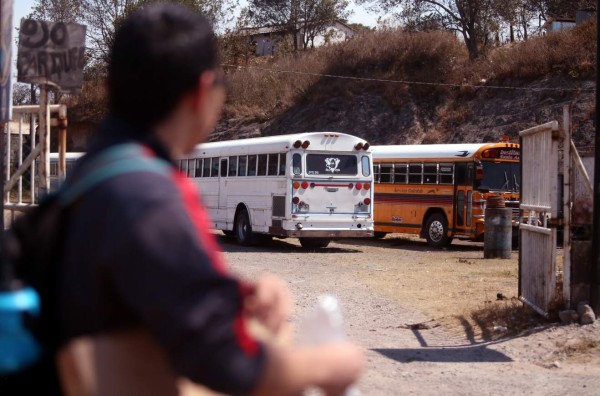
[518,121,559,316]
[3,103,68,226]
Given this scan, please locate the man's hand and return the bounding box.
[244,273,293,335]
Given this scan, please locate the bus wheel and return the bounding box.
[235,209,255,245]
[299,238,331,249]
[374,232,388,239]
[424,213,452,247]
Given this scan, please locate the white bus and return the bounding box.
[179,132,374,248]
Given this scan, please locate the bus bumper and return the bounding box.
[268,228,374,238]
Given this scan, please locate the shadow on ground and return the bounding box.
[335,235,485,252]
[215,234,363,254]
[373,345,513,363]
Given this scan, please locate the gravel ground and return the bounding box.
[221,234,600,396]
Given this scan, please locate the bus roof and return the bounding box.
[184,132,368,158]
[371,144,491,160]
[49,152,85,160]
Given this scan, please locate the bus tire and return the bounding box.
[424,213,452,247]
[235,209,255,246]
[374,232,388,239]
[299,238,331,249]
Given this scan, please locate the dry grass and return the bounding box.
[221,21,595,123]
[353,234,574,342]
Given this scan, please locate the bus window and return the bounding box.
[455,163,469,186]
[278,153,287,176]
[257,154,268,176]
[181,160,188,176]
[439,163,453,184]
[373,163,380,182]
[188,159,195,178]
[238,155,248,176]
[211,157,219,177]
[408,163,422,184]
[423,163,438,184]
[195,159,203,177]
[267,154,278,176]
[394,163,407,184]
[361,156,371,177]
[306,154,357,176]
[202,157,211,177]
[220,158,228,177]
[248,155,257,176]
[292,153,302,175]
[379,163,393,183]
[229,156,238,177]
[50,162,58,177]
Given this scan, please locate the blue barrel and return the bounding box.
[484,196,512,259]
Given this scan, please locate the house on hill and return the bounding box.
[240,20,356,56]
[544,9,595,33]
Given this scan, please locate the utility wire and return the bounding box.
[221,64,596,93]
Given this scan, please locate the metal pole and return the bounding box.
[591,1,600,315]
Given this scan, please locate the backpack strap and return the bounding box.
[59,143,172,207]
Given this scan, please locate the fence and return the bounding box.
[3,102,68,226]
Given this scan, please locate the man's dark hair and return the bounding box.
[108,3,218,129]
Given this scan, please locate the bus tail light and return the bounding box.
[355,183,363,190]
[348,183,354,189]
[302,140,310,149]
[310,182,316,188]
[293,140,302,148]
[364,183,371,190]
[293,181,300,189]
[363,143,370,150]
[363,198,371,205]
[293,197,300,204]
[301,181,309,189]
[354,142,363,150]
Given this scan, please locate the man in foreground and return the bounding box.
[56,3,363,395]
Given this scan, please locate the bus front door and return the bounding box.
[454,163,474,237]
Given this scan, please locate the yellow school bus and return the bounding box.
[371,142,520,247]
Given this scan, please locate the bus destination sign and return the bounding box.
[482,148,520,161]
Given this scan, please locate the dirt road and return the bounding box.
[221,234,600,396]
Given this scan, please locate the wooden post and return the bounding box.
[38,86,50,198]
[591,0,600,316]
[562,105,571,307]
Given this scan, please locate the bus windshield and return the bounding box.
[306,154,358,176]
[481,162,521,192]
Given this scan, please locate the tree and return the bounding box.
[246,0,351,52]
[31,0,83,22]
[32,0,235,65]
[494,0,538,42]
[529,0,595,21]
[362,0,503,59]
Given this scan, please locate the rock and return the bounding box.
[558,309,579,324]
[552,361,561,369]
[577,301,596,325]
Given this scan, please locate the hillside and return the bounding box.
[213,22,596,147]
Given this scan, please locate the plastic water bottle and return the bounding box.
[297,294,360,396]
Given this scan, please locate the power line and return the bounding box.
[221,64,596,93]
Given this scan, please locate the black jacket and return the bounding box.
[57,118,265,395]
